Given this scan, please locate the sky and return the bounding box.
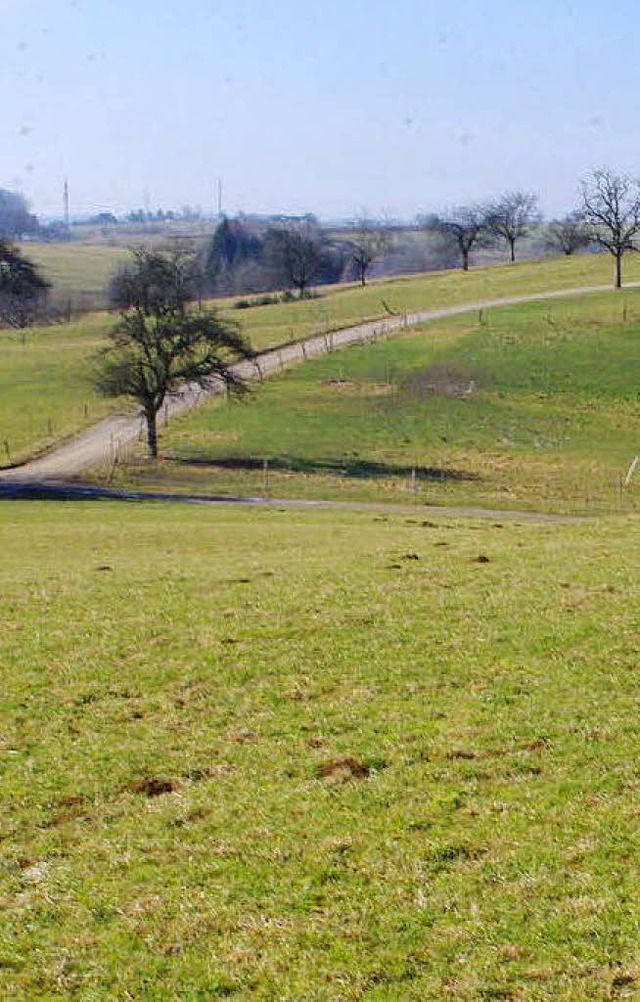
[3,0,640,221]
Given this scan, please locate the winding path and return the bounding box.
[0,281,636,484]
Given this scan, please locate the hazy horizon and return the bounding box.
[4,0,640,223]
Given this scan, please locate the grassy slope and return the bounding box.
[121,289,640,512]
[0,314,115,464]
[214,252,640,352]
[20,242,129,305]
[4,252,640,469]
[2,501,640,999]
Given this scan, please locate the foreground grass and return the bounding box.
[4,253,640,469]
[119,289,640,513]
[1,501,640,999]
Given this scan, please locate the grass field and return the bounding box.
[2,500,640,999]
[116,289,640,513]
[4,252,640,471]
[20,242,129,309]
[211,252,640,353]
[0,313,117,465]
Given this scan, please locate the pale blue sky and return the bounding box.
[3,0,640,220]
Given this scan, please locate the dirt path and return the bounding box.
[0,479,582,522]
[0,281,636,482]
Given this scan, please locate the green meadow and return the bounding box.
[4,253,640,998]
[0,313,116,465]
[20,242,130,308]
[3,252,640,473]
[211,251,640,353]
[1,501,640,1000]
[120,289,640,513]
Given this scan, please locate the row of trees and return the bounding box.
[3,168,640,329]
[429,192,541,269]
[203,215,383,296]
[430,171,640,287]
[430,194,591,270]
[202,174,640,295]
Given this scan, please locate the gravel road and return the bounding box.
[0,281,634,483]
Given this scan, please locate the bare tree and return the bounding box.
[580,169,640,288]
[95,250,253,458]
[348,218,389,285]
[545,212,591,256]
[263,220,322,298]
[485,191,540,262]
[432,205,487,271]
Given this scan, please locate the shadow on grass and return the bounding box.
[167,453,480,482]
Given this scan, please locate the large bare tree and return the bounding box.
[95,250,253,458]
[485,191,540,262]
[433,206,487,271]
[580,169,640,288]
[545,212,591,256]
[263,220,322,299]
[348,217,389,285]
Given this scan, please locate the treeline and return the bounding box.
[2,168,640,328]
[198,193,581,298]
[201,215,376,297]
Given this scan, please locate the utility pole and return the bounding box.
[63,177,70,229]
[217,178,223,218]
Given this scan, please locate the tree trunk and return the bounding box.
[509,239,516,263]
[461,248,469,271]
[614,251,623,289]
[360,269,366,286]
[145,408,158,458]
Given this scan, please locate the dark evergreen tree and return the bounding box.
[0,241,50,327]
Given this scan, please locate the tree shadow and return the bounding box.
[167,453,480,482]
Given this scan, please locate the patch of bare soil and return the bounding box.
[317,756,371,781]
[45,794,89,827]
[321,379,394,395]
[127,777,177,797]
[403,364,480,399]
